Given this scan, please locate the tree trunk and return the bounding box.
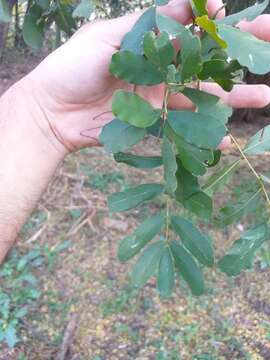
[0,0,17,54]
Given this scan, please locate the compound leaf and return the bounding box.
[131,241,164,288]
[118,213,165,262]
[171,241,204,296]
[171,215,214,267]
[157,246,175,298]
[110,51,164,86]
[100,118,146,153]
[108,183,164,212]
[112,90,162,128]
[218,224,269,276]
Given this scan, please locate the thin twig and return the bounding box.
[230,133,270,211]
[55,313,80,360]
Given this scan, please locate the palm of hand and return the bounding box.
[28,21,165,151]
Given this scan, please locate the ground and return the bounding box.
[0,53,270,360]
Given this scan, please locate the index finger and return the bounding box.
[88,0,225,47]
[238,14,270,42]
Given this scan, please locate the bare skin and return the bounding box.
[0,0,269,263]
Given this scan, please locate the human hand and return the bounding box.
[21,0,270,153]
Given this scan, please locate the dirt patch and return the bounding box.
[0,51,45,95]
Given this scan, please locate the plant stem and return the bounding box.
[230,133,270,210]
[165,199,170,243]
[162,86,170,121]
[162,85,172,243]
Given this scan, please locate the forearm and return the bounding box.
[0,79,67,263]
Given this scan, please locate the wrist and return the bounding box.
[0,80,67,262]
[9,77,69,159]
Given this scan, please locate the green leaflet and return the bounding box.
[244,125,270,155]
[156,13,202,82]
[108,183,164,212]
[168,110,226,149]
[216,188,262,227]
[171,241,204,296]
[162,136,178,194]
[131,241,164,288]
[218,25,270,75]
[156,13,186,37]
[207,150,221,168]
[99,119,146,154]
[4,325,19,348]
[22,4,44,49]
[157,246,175,298]
[181,87,232,124]
[143,31,175,68]
[184,191,213,220]
[54,3,76,36]
[203,160,240,196]
[171,215,214,267]
[218,224,270,276]
[198,59,241,80]
[179,28,203,82]
[110,51,164,86]
[0,0,10,22]
[196,15,227,49]
[216,0,269,26]
[165,123,213,176]
[190,0,207,16]
[72,0,93,18]
[121,7,156,54]
[112,90,162,128]
[175,140,213,176]
[118,213,165,262]
[175,159,200,201]
[114,153,162,169]
[174,160,213,220]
